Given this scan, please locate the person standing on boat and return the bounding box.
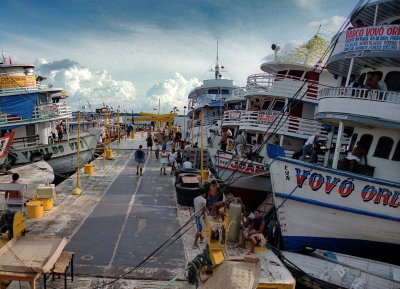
[56,122,63,142]
[134,145,146,176]
[192,190,207,249]
[251,98,262,111]
[300,133,320,162]
[220,128,228,152]
[234,131,246,157]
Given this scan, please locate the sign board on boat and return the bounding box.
[0,76,36,88]
[229,111,241,120]
[344,25,400,52]
[42,104,59,116]
[257,112,274,123]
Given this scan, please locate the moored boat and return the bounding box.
[269,0,400,264]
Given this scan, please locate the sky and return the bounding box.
[0,0,357,113]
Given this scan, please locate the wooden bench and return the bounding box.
[43,251,74,289]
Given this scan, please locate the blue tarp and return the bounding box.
[0,93,38,119]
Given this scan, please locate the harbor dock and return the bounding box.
[1,135,293,288]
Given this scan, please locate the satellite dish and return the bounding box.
[271,44,281,52]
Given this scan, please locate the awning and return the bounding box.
[0,93,38,119]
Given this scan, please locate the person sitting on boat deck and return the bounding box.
[159,148,169,175]
[338,141,367,172]
[348,19,366,30]
[234,131,247,157]
[251,98,262,111]
[364,71,379,90]
[193,190,207,249]
[220,128,229,152]
[240,209,266,255]
[4,173,25,208]
[300,133,320,162]
[134,145,146,176]
[207,180,220,210]
[182,157,193,169]
[238,208,255,246]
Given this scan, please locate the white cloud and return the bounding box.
[36,59,137,111]
[145,73,201,113]
[308,15,347,34]
[293,0,320,9]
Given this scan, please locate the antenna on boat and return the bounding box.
[210,38,225,79]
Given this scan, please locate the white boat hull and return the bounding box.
[269,157,400,264]
[11,129,101,174]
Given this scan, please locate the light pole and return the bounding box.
[183,106,187,141]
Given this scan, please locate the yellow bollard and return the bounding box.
[26,201,44,218]
[201,169,209,184]
[41,198,54,211]
[106,149,113,158]
[84,164,94,174]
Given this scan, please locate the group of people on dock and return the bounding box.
[193,180,266,255]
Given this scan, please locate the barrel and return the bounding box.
[26,201,44,219]
[41,198,54,211]
[84,164,94,174]
[227,203,242,242]
[106,150,113,158]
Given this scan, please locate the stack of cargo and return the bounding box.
[36,184,56,211]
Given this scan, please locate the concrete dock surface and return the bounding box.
[3,135,288,288]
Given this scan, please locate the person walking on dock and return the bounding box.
[135,145,146,176]
[154,140,161,159]
[160,149,168,175]
[193,190,207,249]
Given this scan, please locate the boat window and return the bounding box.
[271,100,285,112]
[288,101,302,117]
[392,140,400,161]
[277,70,287,76]
[373,136,394,159]
[349,133,358,151]
[208,89,218,94]
[221,89,230,94]
[262,99,272,110]
[287,70,303,79]
[37,94,48,105]
[384,71,400,91]
[359,134,373,154]
[390,19,400,24]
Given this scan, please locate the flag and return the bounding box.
[9,56,12,65]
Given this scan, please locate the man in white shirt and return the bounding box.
[182,157,193,169]
[159,149,168,175]
[234,131,246,157]
[169,149,178,174]
[193,191,207,249]
[301,133,319,162]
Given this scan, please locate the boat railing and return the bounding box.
[239,110,325,137]
[11,135,40,149]
[0,102,72,126]
[319,87,400,104]
[245,73,332,103]
[223,110,245,124]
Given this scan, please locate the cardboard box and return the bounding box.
[37,184,56,199]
